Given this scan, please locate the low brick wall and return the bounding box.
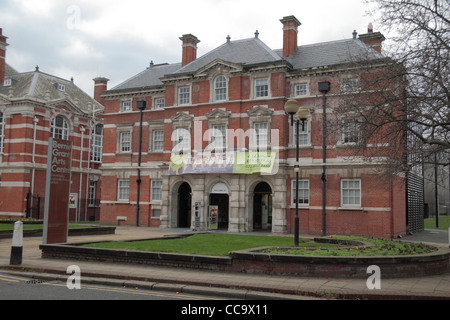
[229,247,450,278]
[0,226,116,239]
[39,238,450,279]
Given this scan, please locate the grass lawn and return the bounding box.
[424,216,450,230]
[83,233,331,256]
[82,233,435,257]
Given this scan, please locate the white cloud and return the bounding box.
[1,0,379,95]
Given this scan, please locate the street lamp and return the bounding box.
[318,81,330,236]
[285,99,309,247]
[136,100,147,227]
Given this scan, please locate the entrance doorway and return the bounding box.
[209,182,229,230]
[209,194,229,230]
[253,182,272,231]
[178,182,192,228]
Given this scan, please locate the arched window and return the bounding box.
[51,115,69,140]
[214,75,227,101]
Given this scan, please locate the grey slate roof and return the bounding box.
[174,37,283,75]
[110,62,182,92]
[0,67,103,113]
[281,38,384,71]
[105,36,384,93]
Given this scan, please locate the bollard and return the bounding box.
[448,227,450,249]
[10,221,23,265]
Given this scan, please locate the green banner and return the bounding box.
[169,152,276,175]
[233,152,276,174]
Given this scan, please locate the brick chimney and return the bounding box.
[0,28,9,83]
[280,16,301,57]
[180,34,200,67]
[358,23,385,54]
[93,77,109,105]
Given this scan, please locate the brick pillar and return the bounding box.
[93,77,109,105]
[280,16,301,57]
[0,28,9,83]
[358,23,385,54]
[180,34,200,67]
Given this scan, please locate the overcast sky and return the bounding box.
[0,0,378,96]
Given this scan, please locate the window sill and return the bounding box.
[338,207,365,212]
[289,205,310,209]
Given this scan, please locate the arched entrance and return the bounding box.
[253,182,272,231]
[178,182,192,228]
[209,182,229,230]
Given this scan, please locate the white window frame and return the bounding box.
[211,124,227,153]
[119,131,131,153]
[255,78,269,98]
[151,180,163,202]
[293,120,309,146]
[291,179,309,206]
[91,124,103,162]
[341,179,361,207]
[341,78,359,93]
[253,122,269,150]
[214,75,227,101]
[172,127,191,155]
[57,83,66,92]
[121,100,132,112]
[154,97,165,110]
[118,179,130,202]
[342,118,361,145]
[294,83,308,97]
[152,129,164,152]
[3,79,11,87]
[89,181,96,206]
[178,86,191,105]
[51,115,69,140]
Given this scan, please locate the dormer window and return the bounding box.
[57,83,66,92]
[3,78,12,87]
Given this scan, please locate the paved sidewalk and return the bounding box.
[0,226,449,300]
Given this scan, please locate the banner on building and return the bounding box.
[43,138,72,244]
[169,152,276,175]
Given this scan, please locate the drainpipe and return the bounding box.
[78,126,85,223]
[84,122,92,221]
[30,116,39,217]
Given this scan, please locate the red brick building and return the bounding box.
[98,16,407,238]
[0,28,104,221]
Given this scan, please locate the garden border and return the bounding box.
[39,235,450,279]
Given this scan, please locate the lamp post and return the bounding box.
[285,100,310,247]
[136,100,147,227]
[318,81,330,236]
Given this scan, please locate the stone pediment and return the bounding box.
[47,97,87,116]
[171,112,194,127]
[206,108,231,120]
[194,59,243,78]
[246,105,274,118]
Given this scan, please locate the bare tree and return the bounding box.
[335,0,449,176]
